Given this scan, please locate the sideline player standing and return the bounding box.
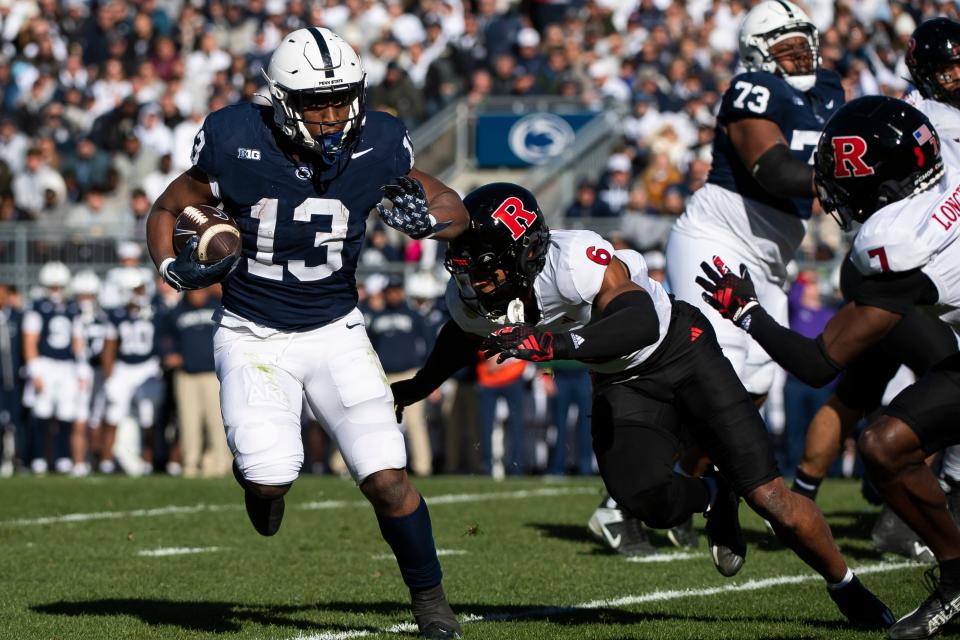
[21,262,86,475]
[145,28,467,639]
[698,95,960,639]
[395,182,894,629]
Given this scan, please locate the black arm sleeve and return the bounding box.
[406,320,482,399]
[751,143,815,198]
[552,290,661,361]
[745,306,843,387]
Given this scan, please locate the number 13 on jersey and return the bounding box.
[248,197,349,282]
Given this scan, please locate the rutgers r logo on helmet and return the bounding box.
[831,136,875,178]
[814,95,945,231]
[491,197,539,240]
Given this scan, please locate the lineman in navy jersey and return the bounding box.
[667,0,844,398]
[393,183,894,629]
[21,262,86,475]
[144,28,467,639]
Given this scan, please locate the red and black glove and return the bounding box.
[695,256,760,328]
[482,324,561,363]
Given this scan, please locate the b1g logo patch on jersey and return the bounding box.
[237,147,261,160]
[832,136,875,178]
[491,197,538,240]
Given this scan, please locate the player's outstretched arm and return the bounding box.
[391,319,481,421]
[377,168,468,241]
[727,118,817,199]
[410,168,468,240]
[483,258,661,363]
[697,258,902,386]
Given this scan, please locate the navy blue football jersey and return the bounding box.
[79,310,111,367]
[25,299,79,361]
[108,306,159,364]
[191,103,414,331]
[707,69,844,219]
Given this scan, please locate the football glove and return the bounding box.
[377,175,451,240]
[390,377,433,423]
[483,324,556,363]
[695,256,760,328]
[160,236,239,292]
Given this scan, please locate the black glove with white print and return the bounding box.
[377,175,451,239]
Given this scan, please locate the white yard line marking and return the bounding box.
[0,487,597,527]
[371,549,467,561]
[136,546,223,557]
[626,551,704,563]
[288,560,918,640]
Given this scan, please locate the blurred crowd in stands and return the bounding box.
[0,0,952,252]
[0,0,953,478]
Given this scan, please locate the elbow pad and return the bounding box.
[751,144,815,199]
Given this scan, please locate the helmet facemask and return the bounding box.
[264,70,366,163]
[746,24,820,91]
[445,230,550,321]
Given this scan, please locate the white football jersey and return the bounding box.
[852,163,960,311]
[903,88,960,170]
[446,229,673,374]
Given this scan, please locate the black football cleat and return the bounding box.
[704,470,745,577]
[667,516,699,550]
[233,462,285,537]
[872,506,935,563]
[827,574,895,630]
[888,568,960,639]
[411,584,462,639]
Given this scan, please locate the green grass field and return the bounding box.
[0,475,944,640]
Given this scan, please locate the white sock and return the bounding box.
[827,568,855,591]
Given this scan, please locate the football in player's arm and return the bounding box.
[146,156,465,293]
[699,95,960,638]
[144,28,466,640]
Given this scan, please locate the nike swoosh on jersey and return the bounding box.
[346,322,363,329]
[351,148,374,159]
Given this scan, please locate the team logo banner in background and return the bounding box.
[475,112,596,168]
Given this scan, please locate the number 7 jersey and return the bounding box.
[191,102,414,331]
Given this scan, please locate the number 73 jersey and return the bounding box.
[191,102,414,331]
[707,69,845,219]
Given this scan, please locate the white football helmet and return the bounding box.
[71,270,101,297]
[262,27,366,159]
[39,261,71,290]
[739,0,820,92]
[115,267,149,308]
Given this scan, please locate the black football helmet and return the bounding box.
[907,18,960,109]
[814,95,944,231]
[444,183,551,319]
